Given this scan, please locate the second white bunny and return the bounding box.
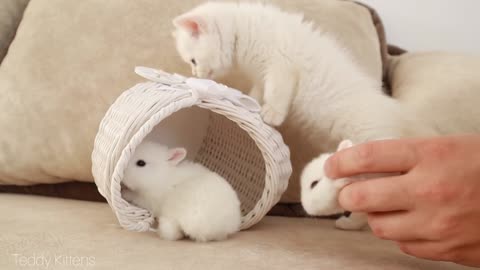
[301,140,369,230]
[122,141,242,242]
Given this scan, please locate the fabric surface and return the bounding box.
[0,0,383,203]
[0,0,30,63]
[388,52,480,135]
[0,194,472,270]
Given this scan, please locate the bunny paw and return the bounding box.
[158,218,183,241]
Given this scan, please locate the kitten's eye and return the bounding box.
[310,180,319,189]
[136,160,146,167]
[191,58,197,65]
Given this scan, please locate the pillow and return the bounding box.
[388,52,480,135]
[0,0,30,63]
[0,0,383,203]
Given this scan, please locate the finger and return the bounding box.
[453,245,480,267]
[368,212,426,241]
[397,240,475,264]
[398,240,450,262]
[338,175,415,212]
[325,139,418,179]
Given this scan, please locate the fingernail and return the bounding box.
[338,187,351,209]
[324,156,335,178]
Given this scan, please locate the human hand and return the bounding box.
[325,135,480,267]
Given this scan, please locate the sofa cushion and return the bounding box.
[388,52,480,135]
[0,0,383,204]
[0,194,469,270]
[0,0,30,63]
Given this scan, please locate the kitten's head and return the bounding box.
[172,8,234,79]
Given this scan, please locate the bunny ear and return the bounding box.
[167,148,187,166]
[172,14,207,37]
[337,140,354,152]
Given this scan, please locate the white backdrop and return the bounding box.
[359,0,480,54]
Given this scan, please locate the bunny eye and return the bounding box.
[191,58,197,65]
[310,180,319,189]
[136,160,146,167]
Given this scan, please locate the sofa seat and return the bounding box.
[0,194,470,270]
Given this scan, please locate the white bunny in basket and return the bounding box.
[122,141,242,242]
[301,140,397,230]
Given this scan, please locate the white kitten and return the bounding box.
[172,2,435,146]
[301,139,399,230]
[122,141,242,242]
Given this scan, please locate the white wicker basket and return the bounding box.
[91,67,292,232]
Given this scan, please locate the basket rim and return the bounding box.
[109,94,196,230]
[93,79,291,232]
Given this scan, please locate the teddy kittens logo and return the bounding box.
[13,253,95,268]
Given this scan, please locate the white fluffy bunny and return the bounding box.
[301,140,368,230]
[122,141,242,242]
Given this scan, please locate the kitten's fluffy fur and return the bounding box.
[122,141,241,242]
[173,2,435,148]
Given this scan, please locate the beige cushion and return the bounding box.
[0,0,30,62]
[388,52,480,135]
[0,194,467,270]
[0,0,382,203]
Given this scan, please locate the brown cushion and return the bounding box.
[0,181,311,216]
[0,0,30,63]
[0,0,383,204]
[0,182,105,202]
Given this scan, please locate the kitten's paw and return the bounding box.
[261,104,286,126]
[158,218,183,241]
[335,216,367,231]
[249,86,263,102]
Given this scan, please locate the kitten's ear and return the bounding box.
[172,14,207,37]
[167,148,187,166]
[337,140,354,152]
